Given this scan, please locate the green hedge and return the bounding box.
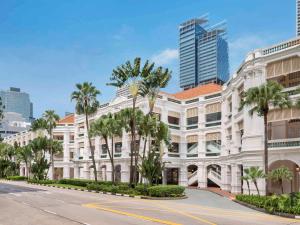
[28,179,57,185]
[7,176,27,181]
[236,194,300,215]
[86,183,136,195]
[58,179,113,187]
[147,185,185,197]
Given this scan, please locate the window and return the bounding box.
[205,132,221,157]
[169,143,179,153]
[115,142,122,153]
[101,144,108,154]
[187,116,198,125]
[70,152,74,159]
[206,112,221,122]
[168,116,180,125]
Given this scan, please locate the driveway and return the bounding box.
[0,180,299,225]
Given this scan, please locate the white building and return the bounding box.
[4,114,75,180]
[4,37,300,195]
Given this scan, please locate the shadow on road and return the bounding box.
[0,182,45,194]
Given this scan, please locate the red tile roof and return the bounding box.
[170,83,222,100]
[57,114,74,124]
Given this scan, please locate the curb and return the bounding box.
[140,195,188,200]
[27,182,143,199]
[233,199,300,219]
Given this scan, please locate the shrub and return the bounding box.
[7,176,27,181]
[147,185,185,197]
[58,179,93,187]
[59,179,113,187]
[236,194,300,215]
[135,184,150,196]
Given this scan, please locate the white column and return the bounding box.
[63,131,70,163]
[179,166,188,186]
[63,165,70,179]
[83,163,90,179]
[74,164,79,179]
[231,164,242,194]
[221,164,231,191]
[197,164,207,188]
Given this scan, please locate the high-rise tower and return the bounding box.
[179,17,229,89]
[297,0,300,36]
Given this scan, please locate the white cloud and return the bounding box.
[151,48,178,65]
[112,24,134,41]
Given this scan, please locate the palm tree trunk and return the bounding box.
[254,181,260,196]
[25,162,28,179]
[49,128,54,180]
[247,181,250,195]
[130,97,137,186]
[263,114,269,196]
[85,113,98,182]
[51,152,54,180]
[111,137,115,184]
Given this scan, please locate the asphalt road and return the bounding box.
[0,181,300,225]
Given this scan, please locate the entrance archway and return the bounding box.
[269,160,300,194]
[207,164,221,188]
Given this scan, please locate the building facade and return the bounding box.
[179,17,229,89]
[4,37,300,195]
[4,114,75,179]
[0,87,33,122]
[297,0,300,36]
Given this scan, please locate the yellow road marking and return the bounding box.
[82,203,182,225]
[162,201,300,223]
[147,201,217,225]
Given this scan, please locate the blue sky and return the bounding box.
[0,0,296,118]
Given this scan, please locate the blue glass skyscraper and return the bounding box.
[179,17,229,89]
[0,87,33,122]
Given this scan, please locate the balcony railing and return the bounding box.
[268,138,300,148]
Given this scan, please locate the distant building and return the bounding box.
[297,0,300,36]
[0,87,33,122]
[0,87,33,138]
[0,112,31,138]
[179,17,229,89]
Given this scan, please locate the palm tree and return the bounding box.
[108,57,154,185]
[139,66,171,166]
[244,166,265,196]
[44,110,60,179]
[71,82,100,182]
[140,66,172,114]
[30,137,50,180]
[32,110,60,179]
[241,173,251,195]
[240,80,291,195]
[269,166,293,194]
[90,113,122,184]
[17,145,33,179]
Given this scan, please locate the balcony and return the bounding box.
[268,138,300,148]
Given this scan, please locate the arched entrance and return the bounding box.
[115,165,121,183]
[268,160,300,194]
[207,164,221,188]
[187,165,198,186]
